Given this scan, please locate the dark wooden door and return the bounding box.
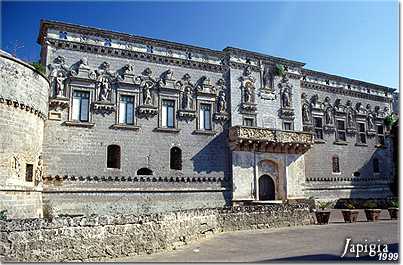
[259,175,275,200]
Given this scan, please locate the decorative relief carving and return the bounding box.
[239,67,257,112]
[229,126,314,145]
[278,76,294,120]
[260,64,276,100]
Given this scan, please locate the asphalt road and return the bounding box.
[110,212,399,262]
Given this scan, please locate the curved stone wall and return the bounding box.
[0,51,49,218]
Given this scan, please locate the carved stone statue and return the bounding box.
[78,57,89,69]
[347,111,354,127]
[263,66,273,89]
[368,113,375,130]
[13,155,21,178]
[244,82,253,103]
[143,83,153,105]
[98,76,111,101]
[325,107,334,125]
[302,103,311,123]
[35,155,43,185]
[54,72,64,97]
[182,87,191,109]
[282,87,292,108]
[218,91,227,113]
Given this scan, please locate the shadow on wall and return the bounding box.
[191,131,228,175]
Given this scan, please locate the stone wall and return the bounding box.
[0,51,49,219]
[0,204,310,262]
[302,86,394,199]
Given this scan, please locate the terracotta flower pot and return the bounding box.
[388,208,399,220]
[315,210,331,225]
[364,209,381,221]
[342,209,359,223]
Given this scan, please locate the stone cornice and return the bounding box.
[46,38,226,73]
[224,47,306,68]
[0,97,47,120]
[44,174,228,184]
[38,19,224,58]
[301,81,391,103]
[302,68,395,93]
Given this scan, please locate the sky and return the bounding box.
[1,1,399,89]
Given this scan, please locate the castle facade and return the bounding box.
[0,20,396,218]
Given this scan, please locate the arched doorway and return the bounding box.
[258,175,275,200]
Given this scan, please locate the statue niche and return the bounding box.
[278,76,294,120]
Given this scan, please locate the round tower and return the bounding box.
[0,50,49,219]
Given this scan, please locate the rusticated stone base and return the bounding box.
[0,204,310,262]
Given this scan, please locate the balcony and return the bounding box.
[229,126,314,154]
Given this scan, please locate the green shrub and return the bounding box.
[389,199,399,208]
[344,201,356,209]
[275,64,285,77]
[30,61,46,75]
[363,200,378,209]
[317,201,333,210]
[0,210,7,221]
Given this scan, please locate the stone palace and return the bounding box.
[0,20,397,219]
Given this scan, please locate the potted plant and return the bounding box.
[315,201,333,225]
[341,201,359,223]
[388,199,399,220]
[363,200,382,221]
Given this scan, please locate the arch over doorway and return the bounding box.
[258,174,275,200]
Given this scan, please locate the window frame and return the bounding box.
[357,122,367,145]
[335,119,347,142]
[282,121,293,131]
[106,145,121,170]
[313,116,324,140]
[332,156,341,174]
[376,124,385,146]
[69,87,93,123]
[170,146,183,170]
[197,101,214,131]
[243,117,255,127]
[159,95,179,130]
[118,94,136,125]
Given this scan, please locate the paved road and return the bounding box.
[111,211,399,262]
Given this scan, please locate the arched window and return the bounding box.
[332,156,340,173]
[107,145,121,169]
[373,158,380,173]
[137,168,153,175]
[170,147,182,170]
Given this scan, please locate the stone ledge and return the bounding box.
[192,130,217,135]
[110,124,140,131]
[63,121,95,128]
[153,127,180,133]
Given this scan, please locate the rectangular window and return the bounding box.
[336,120,346,141]
[314,117,323,140]
[25,164,33,182]
[162,100,175,128]
[283,122,292,131]
[72,91,90,122]
[119,95,135,125]
[357,122,366,144]
[199,104,212,130]
[243,118,254,127]
[377,125,385,145]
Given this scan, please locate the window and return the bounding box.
[107,145,121,169]
[376,125,385,145]
[357,122,366,144]
[72,91,90,122]
[332,156,340,173]
[119,95,135,125]
[59,31,67,39]
[336,120,346,141]
[170,147,182,170]
[283,122,293,131]
[314,117,323,140]
[243,118,254,127]
[199,104,212,130]
[162,100,175,128]
[137,168,153,175]
[25,164,33,182]
[373,158,380,173]
[353,171,361,177]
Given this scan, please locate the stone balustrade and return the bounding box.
[229,126,314,154]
